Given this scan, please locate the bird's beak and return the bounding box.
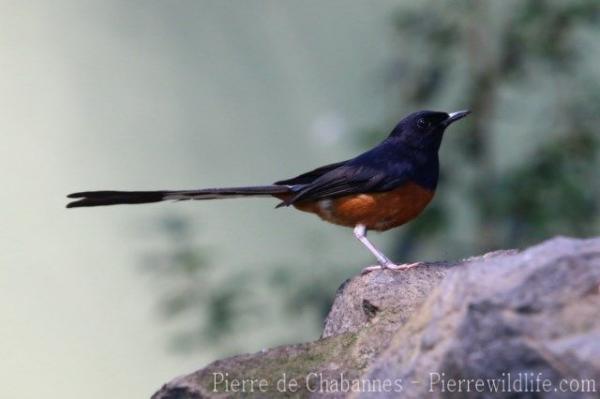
[445,110,471,126]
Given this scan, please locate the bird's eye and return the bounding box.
[417,118,429,130]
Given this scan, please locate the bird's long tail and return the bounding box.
[66,185,292,208]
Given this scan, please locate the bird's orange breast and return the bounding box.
[289,182,434,231]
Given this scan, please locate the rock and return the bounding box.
[321,262,450,339]
[152,237,600,399]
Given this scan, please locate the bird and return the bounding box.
[67,109,470,273]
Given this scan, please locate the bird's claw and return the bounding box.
[361,265,383,275]
[361,261,425,275]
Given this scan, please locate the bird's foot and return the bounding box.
[361,261,425,275]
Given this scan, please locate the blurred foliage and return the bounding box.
[491,132,598,246]
[145,0,600,353]
[143,215,348,353]
[269,260,346,322]
[142,217,252,352]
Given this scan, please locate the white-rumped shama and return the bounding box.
[67,110,470,273]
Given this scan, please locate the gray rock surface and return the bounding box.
[152,237,600,399]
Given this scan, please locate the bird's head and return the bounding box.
[390,110,470,151]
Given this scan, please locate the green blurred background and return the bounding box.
[2,1,599,398]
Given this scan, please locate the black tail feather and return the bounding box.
[66,185,292,208]
[66,190,167,208]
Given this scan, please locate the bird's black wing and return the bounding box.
[277,161,410,207]
[274,160,349,186]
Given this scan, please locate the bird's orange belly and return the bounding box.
[291,182,434,231]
